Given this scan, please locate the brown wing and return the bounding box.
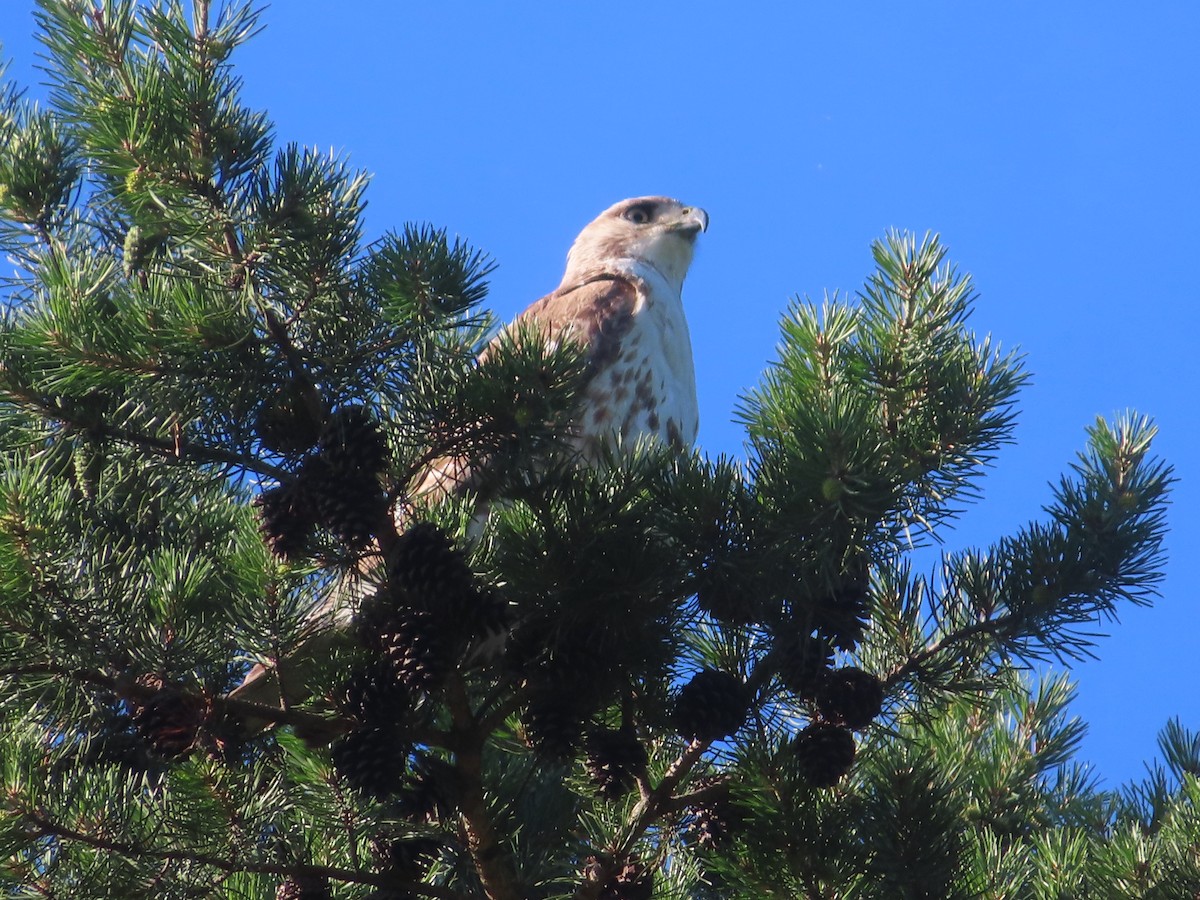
[405,275,639,505]
[506,274,639,371]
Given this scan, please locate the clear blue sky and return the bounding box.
[3,1,1197,787]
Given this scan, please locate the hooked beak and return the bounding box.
[675,205,709,238]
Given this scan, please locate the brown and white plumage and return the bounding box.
[230,197,706,713]
[411,196,706,501]
[550,195,705,452]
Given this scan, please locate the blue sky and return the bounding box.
[2,1,1197,787]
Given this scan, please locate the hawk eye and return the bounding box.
[623,205,653,225]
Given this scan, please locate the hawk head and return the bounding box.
[562,196,709,291]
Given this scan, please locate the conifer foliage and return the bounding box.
[0,3,1182,898]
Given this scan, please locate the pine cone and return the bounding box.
[317,405,389,476]
[132,687,208,759]
[256,482,316,560]
[673,669,749,742]
[686,778,743,850]
[395,754,460,824]
[255,382,323,455]
[815,667,884,730]
[389,522,477,619]
[374,834,442,879]
[792,722,856,788]
[275,874,332,900]
[330,725,408,799]
[521,689,586,760]
[304,455,387,550]
[695,573,760,625]
[813,570,870,652]
[381,608,452,694]
[339,659,411,727]
[587,856,653,900]
[584,726,648,800]
[353,590,399,651]
[520,623,625,714]
[775,631,834,699]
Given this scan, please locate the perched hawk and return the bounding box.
[231,196,707,713]
[411,195,706,501]
[516,195,705,448]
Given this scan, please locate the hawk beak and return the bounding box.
[676,206,709,237]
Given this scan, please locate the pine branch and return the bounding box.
[0,661,456,751]
[881,613,1012,689]
[567,738,712,900]
[9,805,468,899]
[623,737,709,848]
[0,379,287,479]
[668,779,739,814]
[92,416,283,478]
[446,674,522,900]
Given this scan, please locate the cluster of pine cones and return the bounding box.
[695,545,883,789]
[677,571,885,791]
[520,657,748,799]
[253,397,885,896]
[521,577,883,811]
[330,522,504,805]
[257,405,391,558]
[774,602,884,787]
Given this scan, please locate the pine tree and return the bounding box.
[0,3,1180,899]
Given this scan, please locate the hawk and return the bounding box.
[505,195,705,449]
[410,196,706,502]
[231,196,707,712]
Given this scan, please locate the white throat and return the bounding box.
[605,257,684,302]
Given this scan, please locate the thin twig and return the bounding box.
[616,737,709,857]
[12,806,467,899]
[0,382,288,480]
[883,613,1013,689]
